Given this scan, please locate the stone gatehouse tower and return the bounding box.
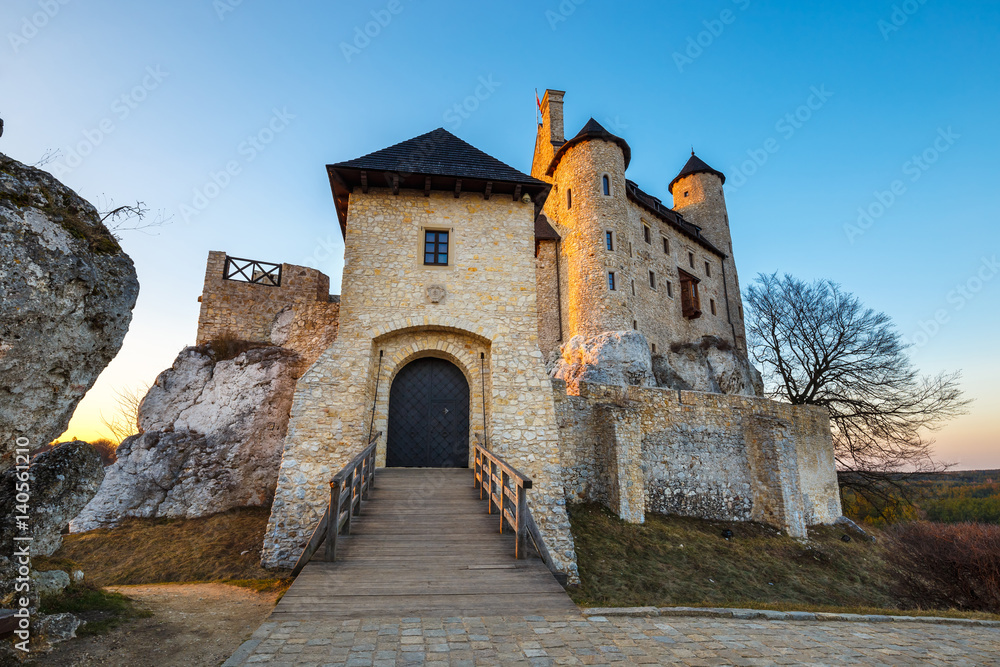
[229,89,844,581]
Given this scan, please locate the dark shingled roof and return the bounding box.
[546,118,632,176]
[331,128,544,185]
[669,152,726,192]
[534,213,561,241]
[625,180,726,258]
[326,128,550,235]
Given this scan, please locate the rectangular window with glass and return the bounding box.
[643,225,651,244]
[605,230,614,251]
[424,230,449,266]
[608,271,617,291]
[663,237,670,254]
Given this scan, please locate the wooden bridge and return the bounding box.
[270,438,577,620]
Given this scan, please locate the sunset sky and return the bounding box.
[3,0,998,468]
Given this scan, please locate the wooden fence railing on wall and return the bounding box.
[291,432,380,576]
[473,435,559,578]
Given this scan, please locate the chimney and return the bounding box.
[541,89,565,147]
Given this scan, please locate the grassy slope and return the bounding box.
[43,506,289,588]
[570,503,897,610]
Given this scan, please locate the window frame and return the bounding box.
[605,230,615,252]
[607,271,617,291]
[423,229,450,266]
[705,260,711,277]
[662,236,670,255]
[648,270,656,290]
[643,224,651,244]
[567,188,572,209]
[600,172,613,197]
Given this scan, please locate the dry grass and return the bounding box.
[569,503,895,610]
[46,507,290,588]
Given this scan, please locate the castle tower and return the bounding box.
[540,111,634,342]
[531,90,565,181]
[669,153,747,350]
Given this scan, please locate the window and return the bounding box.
[651,343,657,354]
[632,320,638,330]
[666,280,673,298]
[705,261,711,277]
[688,251,695,268]
[710,298,717,316]
[567,188,572,209]
[663,237,670,254]
[605,230,614,251]
[648,270,656,290]
[424,230,449,266]
[631,279,636,296]
[684,190,689,198]
[678,269,701,319]
[643,224,651,244]
[602,174,611,196]
[608,271,617,291]
[628,243,633,258]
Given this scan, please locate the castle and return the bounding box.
[196,90,842,583]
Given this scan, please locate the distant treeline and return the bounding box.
[841,470,1000,526]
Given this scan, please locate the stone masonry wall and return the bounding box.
[535,240,563,360]
[263,189,579,581]
[552,380,841,536]
[196,250,340,372]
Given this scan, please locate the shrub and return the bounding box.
[89,438,119,466]
[886,521,1000,612]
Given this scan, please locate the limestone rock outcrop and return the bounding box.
[552,331,656,389]
[0,441,104,605]
[0,152,139,454]
[71,345,299,531]
[652,336,764,396]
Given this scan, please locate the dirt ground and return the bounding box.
[28,583,279,667]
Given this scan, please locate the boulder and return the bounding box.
[0,441,104,606]
[31,570,70,598]
[552,331,656,389]
[0,152,139,456]
[653,336,764,396]
[37,612,82,644]
[71,345,300,530]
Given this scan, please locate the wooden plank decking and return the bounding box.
[270,468,578,620]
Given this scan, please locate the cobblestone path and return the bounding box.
[224,613,1000,666]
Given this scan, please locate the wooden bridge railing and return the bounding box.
[291,432,380,577]
[473,434,533,561]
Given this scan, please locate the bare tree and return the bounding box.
[744,273,971,514]
[101,384,148,444]
[32,148,62,168]
[97,196,172,238]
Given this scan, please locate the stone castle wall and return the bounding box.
[263,189,580,581]
[552,380,841,536]
[196,251,340,372]
[534,240,563,358]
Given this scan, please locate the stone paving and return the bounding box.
[224,613,1000,666]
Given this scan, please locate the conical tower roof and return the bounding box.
[669,151,726,193]
[546,118,631,175]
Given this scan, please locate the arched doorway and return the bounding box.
[386,357,470,467]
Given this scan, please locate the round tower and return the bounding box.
[548,119,633,340]
[669,152,747,350]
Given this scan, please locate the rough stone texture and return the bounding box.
[652,336,764,396]
[0,152,139,453]
[196,251,339,375]
[31,569,70,597]
[552,330,656,390]
[263,189,579,583]
[37,612,81,644]
[531,96,741,362]
[553,380,841,535]
[71,345,299,531]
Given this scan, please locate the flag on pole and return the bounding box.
[535,88,543,125]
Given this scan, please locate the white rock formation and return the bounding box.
[0,152,139,454]
[552,331,656,389]
[71,345,299,531]
[653,336,764,396]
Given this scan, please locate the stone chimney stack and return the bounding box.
[531,89,566,180]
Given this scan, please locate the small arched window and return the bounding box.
[602,174,611,196]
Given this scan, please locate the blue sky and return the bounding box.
[3,0,998,468]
